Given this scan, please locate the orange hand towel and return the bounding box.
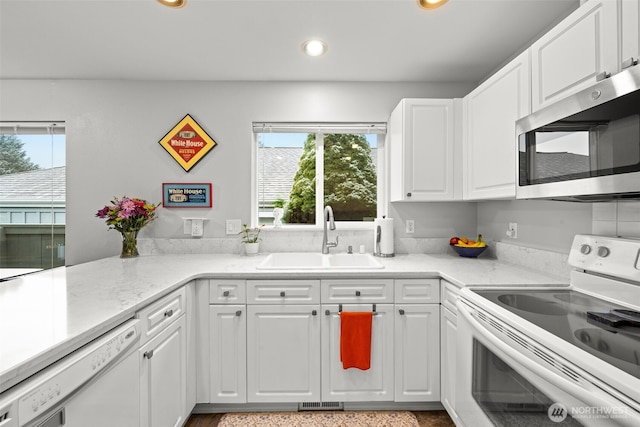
[340,311,373,370]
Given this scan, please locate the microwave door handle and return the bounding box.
[456,301,640,420]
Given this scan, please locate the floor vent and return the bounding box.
[298,402,344,411]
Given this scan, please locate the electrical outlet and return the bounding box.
[507,222,518,239]
[226,219,242,235]
[406,219,415,234]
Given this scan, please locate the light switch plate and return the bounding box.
[226,219,242,235]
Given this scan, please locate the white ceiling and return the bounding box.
[0,0,580,83]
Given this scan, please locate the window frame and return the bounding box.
[251,123,387,230]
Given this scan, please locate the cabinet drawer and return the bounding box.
[137,287,185,346]
[321,279,393,303]
[246,280,320,304]
[209,279,246,304]
[441,280,461,313]
[394,279,440,304]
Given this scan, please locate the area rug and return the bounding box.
[218,411,420,427]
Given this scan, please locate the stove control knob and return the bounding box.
[597,246,610,257]
[580,244,591,255]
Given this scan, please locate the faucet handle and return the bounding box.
[347,245,353,254]
[327,235,339,248]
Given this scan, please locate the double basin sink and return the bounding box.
[256,252,384,270]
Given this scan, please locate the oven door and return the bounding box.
[455,299,640,427]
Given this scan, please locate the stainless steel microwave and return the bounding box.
[516,65,640,201]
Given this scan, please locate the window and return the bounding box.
[253,123,386,226]
[0,123,66,277]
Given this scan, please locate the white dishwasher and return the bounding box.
[0,319,140,427]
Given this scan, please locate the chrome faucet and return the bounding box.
[322,205,339,254]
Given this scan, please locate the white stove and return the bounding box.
[455,234,640,427]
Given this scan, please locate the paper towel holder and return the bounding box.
[374,223,395,257]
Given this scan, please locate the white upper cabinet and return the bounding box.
[388,98,460,201]
[463,51,530,200]
[620,0,640,70]
[530,0,619,111]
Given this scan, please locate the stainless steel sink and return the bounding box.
[256,252,384,270]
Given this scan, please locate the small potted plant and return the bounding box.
[239,223,265,255]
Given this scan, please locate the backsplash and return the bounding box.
[139,230,454,256]
[494,241,570,280]
[592,201,640,239]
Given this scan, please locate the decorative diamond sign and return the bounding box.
[158,114,217,172]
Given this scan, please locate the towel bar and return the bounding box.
[324,303,379,316]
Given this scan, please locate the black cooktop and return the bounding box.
[473,289,640,380]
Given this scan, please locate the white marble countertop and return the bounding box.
[0,252,568,394]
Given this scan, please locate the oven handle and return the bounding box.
[457,300,640,424]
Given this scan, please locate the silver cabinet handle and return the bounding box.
[164,309,174,318]
[355,290,361,296]
[280,291,286,297]
[622,57,638,69]
[235,310,242,316]
[144,350,154,359]
[399,309,405,315]
[596,71,611,81]
[222,291,230,297]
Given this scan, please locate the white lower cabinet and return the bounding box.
[206,277,442,406]
[139,315,187,427]
[137,286,189,427]
[247,304,321,402]
[209,305,246,403]
[441,280,461,425]
[321,303,394,402]
[394,304,440,402]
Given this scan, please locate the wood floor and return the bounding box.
[185,411,455,427]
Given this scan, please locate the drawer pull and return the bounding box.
[355,290,361,296]
[164,309,174,318]
[280,291,286,297]
[596,71,611,81]
[312,310,317,316]
[144,350,154,359]
[399,309,405,315]
[222,291,230,297]
[235,310,242,317]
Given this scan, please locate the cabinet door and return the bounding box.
[394,304,440,402]
[463,51,530,200]
[441,306,460,426]
[531,0,618,111]
[389,99,457,201]
[321,304,394,402]
[140,315,187,427]
[246,305,321,402]
[210,305,246,403]
[620,0,640,71]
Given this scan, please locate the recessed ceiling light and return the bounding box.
[302,39,328,57]
[417,0,449,9]
[157,0,186,8]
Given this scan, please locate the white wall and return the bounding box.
[1,79,476,264]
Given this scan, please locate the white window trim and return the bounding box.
[251,125,387,230]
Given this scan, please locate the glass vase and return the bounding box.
[120,230,139,258]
